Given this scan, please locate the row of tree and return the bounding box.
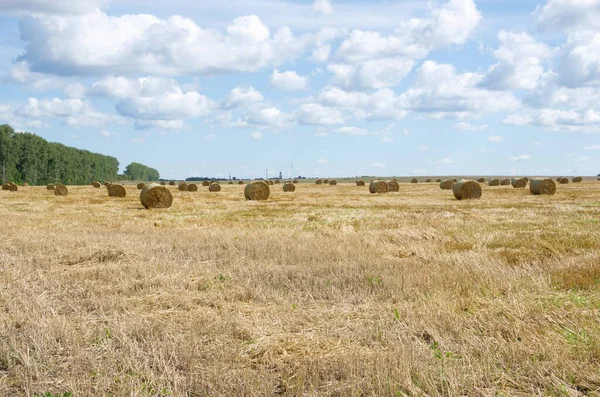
[0,124,159,185]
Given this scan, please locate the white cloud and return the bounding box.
[327,58,415,90]
[115,89,214,120]
[203,134,215,140]
[250,131,263,139]
[270,69,309,91]
[556,31,600,88]
[480,31,552,90]
[134,120,185,130]
[243,107,293,129]
[585,144,600,150]
[488,136,504,142]
[99,130,118,139]
[0,0,106,15]
[294,103,344,125]
[63,83,87,98]
[370,161,385,168]
[5,62,66,91]
[17,13,330,76]
[313,0,334,16]
[311,44,332,63]
[221,86,264,109]
[511,154,531,161]
[455,122,488,131]
[335,126,368,135]
[317,158,328,164]
[504,108,600,132]
[535,0,600,32]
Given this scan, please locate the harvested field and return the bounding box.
[1,182,600,396]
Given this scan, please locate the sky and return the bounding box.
[0,0,599,179]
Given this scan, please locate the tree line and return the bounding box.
[0,124,159,185]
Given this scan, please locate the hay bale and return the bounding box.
[283,182,296,192]
[489,179,500,186]
[500,178,511,186]
[293,180,299,184]
[238,180,244,185]
[188,183,198,192]
[477,178,486,183]
[573,177,583,183]
[137,183,146,190]
[269,180,274,185]
[511,178,527,188]
[209,183,221,192]
[440,179,455,190]
[274,180,281,184]
[8,183,18,192]
[329,180,337,185]
[92,181,101,188]
[104,181,111,187]
[453,180,482,200]
[436,179,442,183]
[202,181,210,187]
[425,178,432,183]
[140,183,173,209]
[169,181,176,186]
[530,178,556,195]
[160,181,166,186]
[411,178,418,183]
[558,177,569,184]
[323,179,330,184]
[1,184,10,191]
[356,180,365,186]
[178,182,188,191]
[54,185,68,196]
[387,180,400,192]
[369,180,389,194]
[523,177,529,182]
[452,178,458,183]
[245,181,270,201]
[46,184,56,191]
[316,179,323,185]
[108,184,127,198]
[229,181,234,185]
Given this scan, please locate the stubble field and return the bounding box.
[1,181,599,396]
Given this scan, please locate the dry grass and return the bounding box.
[1,182,600,396]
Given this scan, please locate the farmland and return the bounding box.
[1,181,600,396]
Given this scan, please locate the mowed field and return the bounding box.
[1,181,600,396]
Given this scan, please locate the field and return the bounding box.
[1,181,599,396]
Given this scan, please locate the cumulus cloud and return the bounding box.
[17,12,331,76]
[270,69,309,91]
[134,120,185,130]
[327,58,415,90]
[454,122,488,131]
[243,107,293,129]
[535,0,600,32]
[115,89,214,120]
[99,130,118,139]
[294,103,344,125]
[221,86,264,109]
[504,108,600,132]
[480,31,552,91]
[0,0,106,15]
[250,131,263,139]
[556,31,600,88]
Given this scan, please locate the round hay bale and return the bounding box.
[160,181,166,185]
[500,178,511,186]
[274,180,281,184]
[436,179,442,183]
[229,181,234,185]
[293,180,299,184]
[137,183,146,190]
[188,183,198,192]
[178,182,188,191]
[268,180,274,185]
[2,184,10,191]
[440,179,455,190]
[323,179,330,184]
[411,178,418,184]
[511,178,527,188]
[245,181,270,201]
[8,183,18,192]
[316,179,323,185]
[54,185,68,196]
[453,180,482,200]
[202,181,210,187]
[104,181,111,187]
[477,178,486,183]
[573,177,583,183]
[452,178,458,183]
[369,180,389,194]
[169,181,176,186]
[523,177,529,182]
[530,178,556,195]
[140,183,173,209]
[23,182,29,187]
[238,180,245,185]
[283,182,296,192]
[92,181,101,188]
[425,179,432,183]
[356,180,365,187]
[209,183,221,192]
[488,179,500,186]
[108,184,126,198]
[387,180,400,192]
[46,184,56,191]
[558,177,569,184]
[329,180,337,185]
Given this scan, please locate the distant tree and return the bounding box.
[124,162,160,181]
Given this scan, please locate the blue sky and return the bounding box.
[0,0,599,179]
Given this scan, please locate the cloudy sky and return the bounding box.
[0,0,599,179]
